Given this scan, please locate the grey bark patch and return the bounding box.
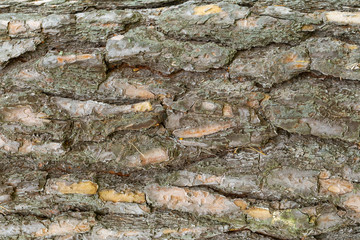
[0,38,41,70]
[156,2,320,49]
[263,77,360,142]
[2,1,360,239]
[106,26,236,74]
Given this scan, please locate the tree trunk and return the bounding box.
[1,0,360,239]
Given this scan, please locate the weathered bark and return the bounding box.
[1,0,360,239]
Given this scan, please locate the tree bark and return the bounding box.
[1,0,360,239]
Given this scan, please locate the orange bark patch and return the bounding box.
[124,85,155,99]
[57,54,94,64]
[245,207,272,220]
[193,5,222,15]
[320,178,353,195]
[179,228,202,234]
[76,54,94,60]
[283,52,298,64]
[163,229,177,234]
[301,25,315,31]
[282,52,310,70]
[173,122,232,138]
[57,55,76,64]
[8,21,26,35]
[222,104,234,117]
[140,148,169,165]
[99,189,145,203]
[195,174,223,184]
[345,44,359,50]
[293,64,306,69]
[260,94,271,107]
[234,199,247,210]
[319,170,331,179]
[246,92,262,108]
[132,101,153,112]
[56,181,98,195]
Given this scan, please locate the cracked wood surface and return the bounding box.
[1,0,360,239]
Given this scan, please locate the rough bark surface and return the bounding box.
[1,0,360,239]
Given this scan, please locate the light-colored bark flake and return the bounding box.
[99,189,145,203]
[173,122,232,138]
[1,105,50,126]
[35,217,95,237]
[193,5,222,16]
[245,207,272,220]
[325,11,360,25]
[344,195,360,212]
[56,181,98,195]
[145,185,238,215]
[320,178,353,195]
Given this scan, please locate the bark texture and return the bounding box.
[1,0,360,239]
